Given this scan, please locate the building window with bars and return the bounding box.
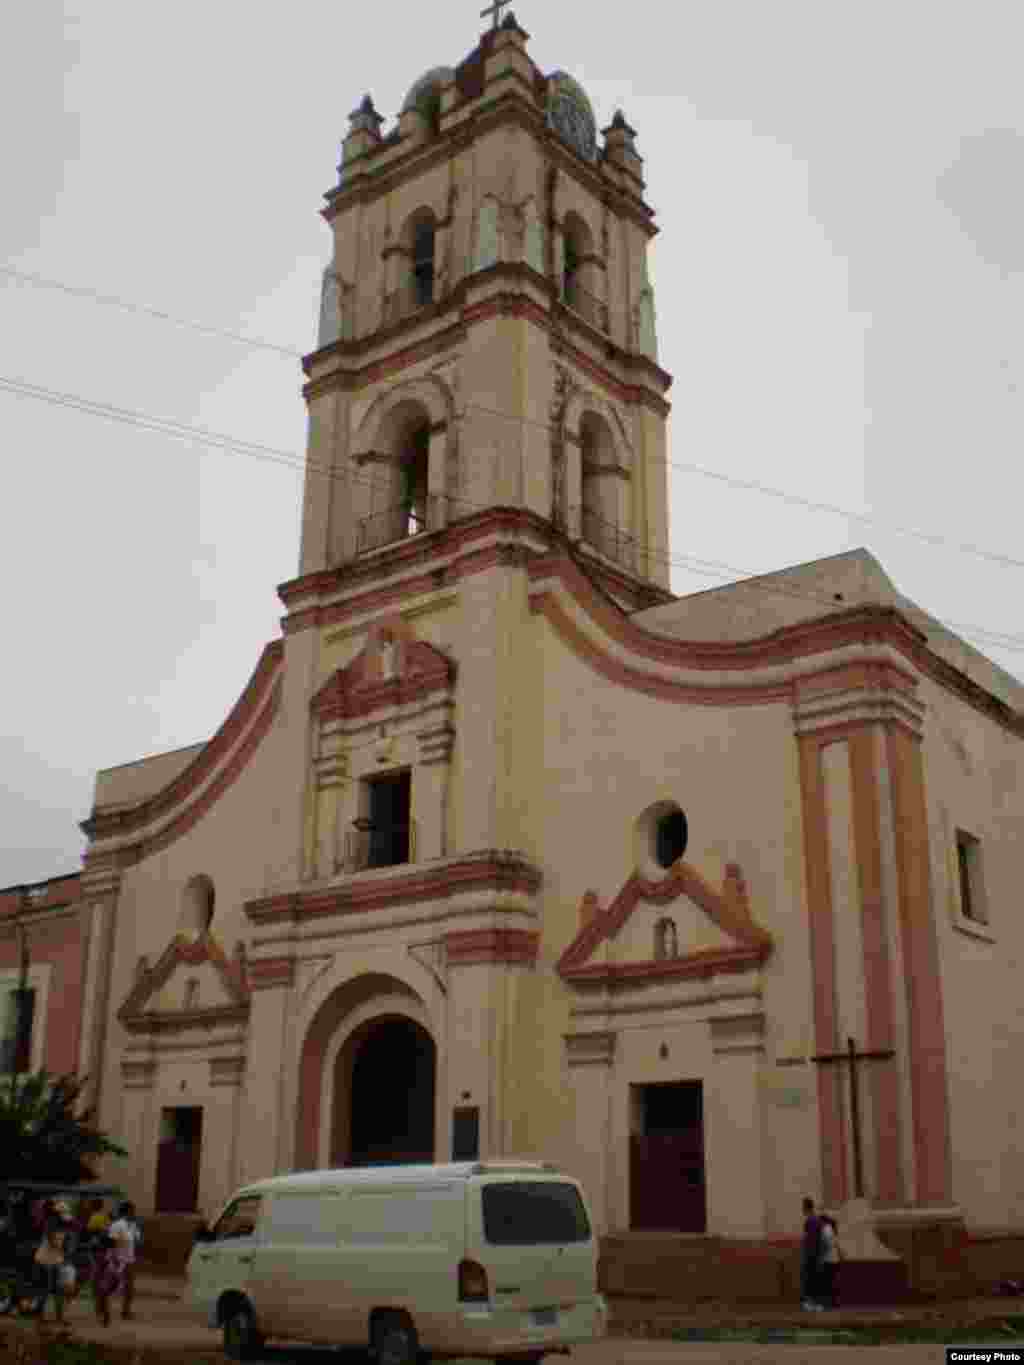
[955,829,987,925]
[0,984,36,1073]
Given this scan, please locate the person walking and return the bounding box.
[108,1201,142,1321]
[84,1198,118,1327]
[32,1209,68,1324]
[800,1196,824,1311]
[818,1214,841,1308]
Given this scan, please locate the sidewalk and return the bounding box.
[606,1292,1024,1338]
[1,1282,1021,1365]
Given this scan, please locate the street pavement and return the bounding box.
[21,1279,1015,1365]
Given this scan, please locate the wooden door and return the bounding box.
[155,1107,203,1213]
[630,1132,707,1232]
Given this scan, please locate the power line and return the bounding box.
[3,368,1024,661]
[0,265,305,359]
[4,260,1022,577]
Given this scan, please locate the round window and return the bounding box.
[634,800,689,881]
[655,808,688,869]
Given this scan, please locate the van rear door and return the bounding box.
[467,1178,597,1322]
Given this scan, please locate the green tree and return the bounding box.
[0,1072,127,1183]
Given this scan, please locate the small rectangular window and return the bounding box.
[955,829,987,924]
[366,771,412,868]
[452,1106,480,1161]
[0,987,35,1074]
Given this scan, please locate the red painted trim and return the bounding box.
[530,554,928,675]
[83,642,283,842]
[885,724,953,1204]
[117,931,249,1025]
[311,637,455,722]
[247,956,296,990]
[445,928,539,965]
[848,728,905,1204]
[0,875,82,916]
[245,854,542,925]
[798,736,849,1207]
[557,860,773,987]
[101,681,281,867]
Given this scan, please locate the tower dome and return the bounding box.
[546,70,598,162]
[401,66,456,130]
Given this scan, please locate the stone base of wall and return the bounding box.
[875,1211,971,1299]
[137,1213,205,1275]
[964,1228,1024,1295]
[600,1222,1024,1306]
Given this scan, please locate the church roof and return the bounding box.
[633,547,1024,714]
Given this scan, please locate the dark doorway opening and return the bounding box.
[366,771,412,868]
[348,1017,435,1166]
[630,1080,706,1232]
[155,1106,203,1213]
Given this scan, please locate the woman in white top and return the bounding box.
[818,1215,841,1308]
[108,1201,142,1322]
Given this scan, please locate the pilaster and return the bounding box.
[237,958,295,1186]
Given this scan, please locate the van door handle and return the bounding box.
[237,1255,253,1264]
[198,1254,214,1263]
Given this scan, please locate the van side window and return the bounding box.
[264,1192,341,1246]
[213,1195,262,1241]
[482,1182,591,1245]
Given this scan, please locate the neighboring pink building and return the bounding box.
[0,873,90,1080]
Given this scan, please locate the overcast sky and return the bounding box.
[3,1,1023,887]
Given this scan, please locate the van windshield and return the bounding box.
[481,1181,591,1245]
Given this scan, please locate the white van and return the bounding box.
[186,1161,608,1363]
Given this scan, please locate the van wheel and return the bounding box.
[372,1311,419,1365]
[223,1303,264,1361]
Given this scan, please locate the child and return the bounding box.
[33,1213,68,1323]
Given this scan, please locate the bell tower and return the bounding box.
[295,11,672,608]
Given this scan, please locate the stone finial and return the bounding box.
[579,890,601,931]
[603,109,637,143]
[349,93,384,133]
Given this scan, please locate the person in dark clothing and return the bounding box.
[800,1196,824,1310]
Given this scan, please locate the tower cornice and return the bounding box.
[323,94,657,234]
[303,262,672,414]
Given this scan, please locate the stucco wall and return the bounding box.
[918,674,1024,1226]
[0,902,88,1079]
[99,706,290,1212]
[499,584,822,1236]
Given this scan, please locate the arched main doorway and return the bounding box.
[330,1014,436,1167]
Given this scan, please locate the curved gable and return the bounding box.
[82,641,284,858]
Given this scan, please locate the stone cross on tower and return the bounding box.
[480,0,512,28]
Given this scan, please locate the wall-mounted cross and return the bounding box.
[480,0,512,29]
[811,1035,895,1200]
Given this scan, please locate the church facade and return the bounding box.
[51,13,1024,1251]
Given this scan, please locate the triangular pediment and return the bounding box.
[117,932,249,1032]
[312,618,456,722]
[558,861,773,988]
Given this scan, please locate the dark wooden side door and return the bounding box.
[155,1107,203,1213]
[630,1081,707,1232]
[630,1133,707,1232]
